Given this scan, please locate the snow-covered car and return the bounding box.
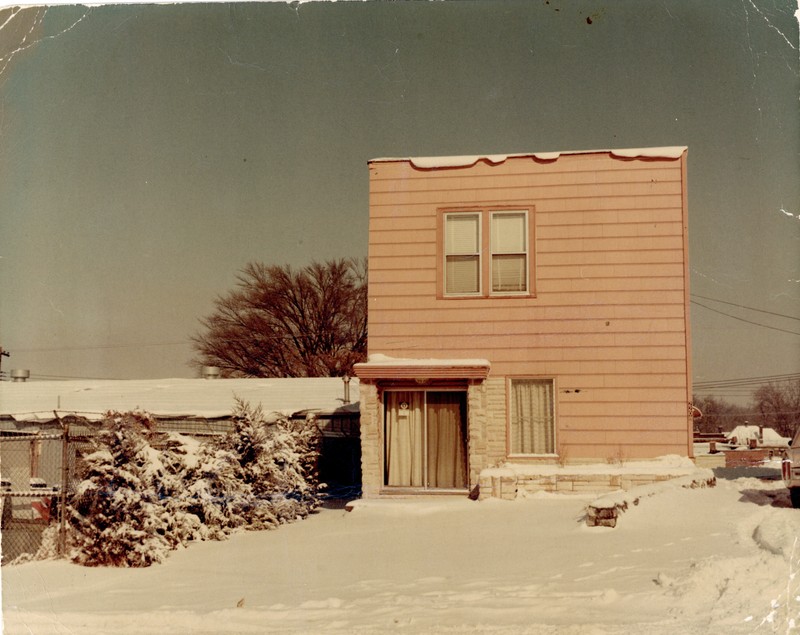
[782,430,800,508]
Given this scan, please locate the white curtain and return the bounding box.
[385,391,424,487]
[492,254,526,292]
[426,393,467,489]
[385,391,467,489]
[511,380,555,454]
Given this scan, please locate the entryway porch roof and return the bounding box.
[353,354,490,381]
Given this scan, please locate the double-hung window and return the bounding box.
[442,207,533,297]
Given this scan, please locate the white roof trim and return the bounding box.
[370,147,687,169]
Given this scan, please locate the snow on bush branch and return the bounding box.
[57,401,322,567]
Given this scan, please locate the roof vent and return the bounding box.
[10,369,30,382]
[202,366,221,380]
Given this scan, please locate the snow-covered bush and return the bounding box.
[145,433,208,545]
[174,438,252,539]
[68,411,173,567]
[221,398,323,528]
[62,402,323,567]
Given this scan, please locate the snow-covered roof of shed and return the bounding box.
[370,146,687,169]
[725,425,790,446]
[0,377,359,422]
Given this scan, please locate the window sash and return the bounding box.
[444,213,481,295]
[445,213,480,255]
[491,211,526,253]
[491,211,528,293]
[510,379,555,455]
[446,255,480,295]
[492,254,527,293]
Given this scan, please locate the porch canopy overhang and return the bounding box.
[353,354,490,382]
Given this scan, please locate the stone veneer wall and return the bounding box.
[358,382,382,498]
[360,377,508,498]
[477,471,685,501]
[466,377,507,487]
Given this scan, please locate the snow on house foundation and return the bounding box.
[477,455,704,501]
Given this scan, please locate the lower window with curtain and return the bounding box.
[509,378,556,455]
[384,390,468,490]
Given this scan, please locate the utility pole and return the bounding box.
[0,347,9,381]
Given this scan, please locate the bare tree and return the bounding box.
[691,395,750,433]
[192,259,367,378]
[752,380,800,439]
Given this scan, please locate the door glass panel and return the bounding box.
[384,391,468,489]
[384,391,425,487]
[426,392,467,489]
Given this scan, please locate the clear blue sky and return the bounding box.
[0,1,797,403]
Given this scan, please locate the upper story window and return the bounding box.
[441,207,534,298]
[444,213,481,295]
[491,212,528,293]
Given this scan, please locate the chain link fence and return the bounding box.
[0,418,226,564]
[1,432,64,564]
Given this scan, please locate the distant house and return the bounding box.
[354,147,694,498]
[725,425,790,449]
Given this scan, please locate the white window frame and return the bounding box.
[507,377,557,457]
[490,210,529,296]
[440,206,534,299]
[443,212,482,297]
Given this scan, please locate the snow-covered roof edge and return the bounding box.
[370,146,688,169]
[361,354,491,367]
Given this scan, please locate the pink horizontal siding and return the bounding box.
[366,151,691,460]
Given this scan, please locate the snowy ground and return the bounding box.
[3,466,800,634]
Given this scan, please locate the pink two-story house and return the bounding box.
[354,148,693,498]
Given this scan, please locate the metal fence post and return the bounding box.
[58,418,69,556]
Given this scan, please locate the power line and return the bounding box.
[695,372,800,389]
[691,300,800,336]
[12,341,190,353]
[691,293,800,322]
[691,409,800,418]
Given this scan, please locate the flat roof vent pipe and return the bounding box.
[202,366,221,380]
[10,369,30,382]
[342,374,351,404]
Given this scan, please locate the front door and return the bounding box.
[384,391,467,489]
